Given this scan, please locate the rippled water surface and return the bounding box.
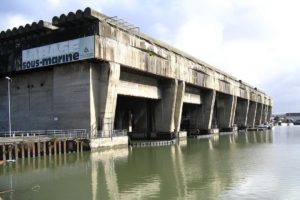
[1,126,300,200]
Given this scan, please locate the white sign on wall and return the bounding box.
[22,36,95,70]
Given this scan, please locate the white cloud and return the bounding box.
[170,0,300,112]
[175,19,224,60]
[0,14,33,31]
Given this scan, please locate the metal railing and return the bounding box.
[0,129,128,140]
[0,129,88,139]
[94,129,127,138]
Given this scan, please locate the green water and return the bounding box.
[1,126,300,200]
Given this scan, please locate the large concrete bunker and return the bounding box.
[0,7,273,142]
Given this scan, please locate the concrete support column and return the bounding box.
[255,103,263,125]
[97,62,120,137]
[8,146,12,160]
[154,79,178,134]
[63,141,67,154]
[263,105,269,123]
[247,101,257,128]
[58,141,62,155]
[32,143,35,158]
[21,144,25,159]
[267,106,272,122]
[231,96,237,127]
[48,142,52,157]
[261,105,266,124]
[76,142,79,153]
[80,142,83,153]
[27,144,31,158]
[235,99,250,129]
[174,81,185,133]
[43,142,46,157]
[14,144,18,160]
[54,141,57,156]
[198,89,216,133]
[37,142,41,158]
[2,145,6,161]
[217,94,237,130]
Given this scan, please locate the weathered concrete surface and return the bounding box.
[53,63,91,130]
[216,93,237,130]
[235,98,250,128]
[154,80,178,133]
[1,63,91,131]
[255,103,263,125]
[181,89,216,134]
[119,70,162,99]
[94,27,272,106]
[247,101,257,128]
[184,86,201,104]
[90,136,128,149]
[174,81,185,132]
[267,106,272,122]
[97,62,120,137]
[200,90,216,131]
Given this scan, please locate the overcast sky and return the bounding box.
[1,0,299,114]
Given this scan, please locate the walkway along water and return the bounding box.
[0,130,88,161]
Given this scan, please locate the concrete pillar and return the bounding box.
[174,81,185,133]
[32,143,35,158]
[58,140,62,155]
[261,105,266,124]
[264,105,269,123]
[201,90,216,130]
[27,143,31,158]
[247,101,257,128]
[37,142,41,158]
[96,62,120,137]
[235,98,250,129]
[14,144,18,160]
[43,142,46,157]
[54,141,57,156]
[48,142,52,157]
[216,94,236,130]
[8,146,12,160]
[64,140,67,154]
[21,144,25,159]
[128,111,133,132]
[231,96,237,127]
[2,145,6,161]
[189,89,217,134]
[76,141,80,153]
[154,79,178,134]
[255,103,263,125]
[267,106,272,122]
[80,142,83,153]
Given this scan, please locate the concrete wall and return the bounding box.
[0,78,8,131]
[95,23,272,106]
[118,71,161,99]
[0,63,91,132]
[53,63,91,130]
